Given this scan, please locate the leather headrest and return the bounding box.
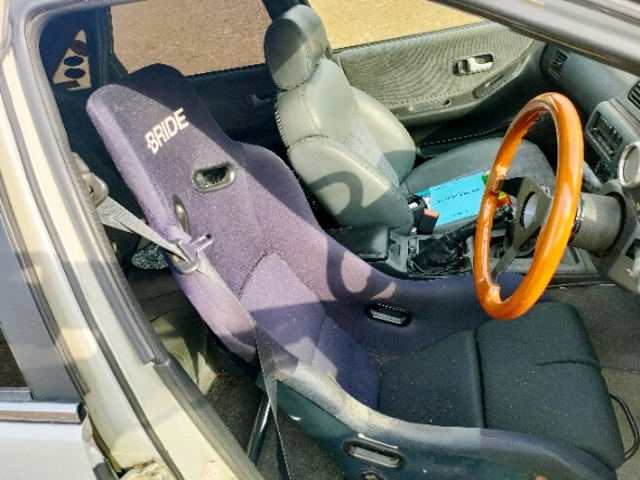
[264,5,330,91]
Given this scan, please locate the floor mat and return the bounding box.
[603,369,640,480]
[207,372,345,480]
[549,284,640,478]
[549,284,640,371]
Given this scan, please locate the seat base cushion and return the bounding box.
[379,330,484,427]
[404,138,556,194]
[478,302,624,470]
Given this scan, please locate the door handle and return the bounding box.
[242,91,276,108]
[454,54,494,75]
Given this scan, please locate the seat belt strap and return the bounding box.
[198,258,292,479]
[255,328,292,480]
[97,197,186,261]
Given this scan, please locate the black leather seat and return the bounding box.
[264,5,556,234]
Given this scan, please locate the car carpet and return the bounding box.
[548,284,640,371]
[602,369,640,480]
[206,371,346,480]
[549,284,640,480]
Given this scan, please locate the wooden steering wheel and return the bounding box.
[473,93,583,320]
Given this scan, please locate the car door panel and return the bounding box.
[189,65,280,150]
[335,23,547,145]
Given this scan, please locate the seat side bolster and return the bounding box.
[280,363,616,480]
[288,137,414,233]
[352,87,416,181]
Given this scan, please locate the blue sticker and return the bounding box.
[422,172,485,225]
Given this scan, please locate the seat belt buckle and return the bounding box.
[169,234,213,274]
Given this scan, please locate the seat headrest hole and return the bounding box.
[192,163,235,193]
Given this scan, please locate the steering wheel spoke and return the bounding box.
[473,93,583,320]
[491,176,554,278]
[491,244,520,278]
[510,175,552,239]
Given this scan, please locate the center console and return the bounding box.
[581,83,640,293]
[329,220,599,285]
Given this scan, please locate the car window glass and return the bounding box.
[111,0,272,75]
[307,0,482,49]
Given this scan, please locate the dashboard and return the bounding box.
[540,45,640,293]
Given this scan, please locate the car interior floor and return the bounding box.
[128,267,346,480]
[548,284,640,480]
[204,344,345,480]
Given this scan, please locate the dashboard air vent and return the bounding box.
[549,49,569,80]
[629,82,640,110]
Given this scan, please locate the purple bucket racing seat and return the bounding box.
[87,64,623,480]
